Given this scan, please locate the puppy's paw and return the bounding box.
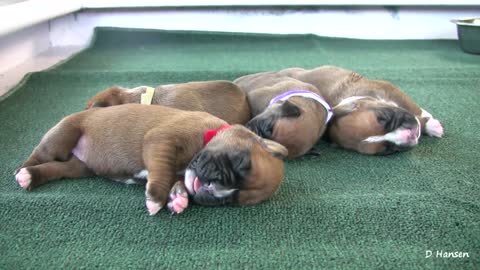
[15,168,32,190]
[145,199,162,216]
[167,181,189,215]
[426,118,444,138]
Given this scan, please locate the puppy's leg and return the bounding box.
[142,132,179,215]
[17,117,83,171]
[15,115,85,190]
[15,156,93,190]
[167,181,189,214]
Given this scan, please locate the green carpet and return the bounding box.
[1,28,479,269]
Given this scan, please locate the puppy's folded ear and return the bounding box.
[91,101,109,108]
[332,103,357,118]
[246,116,275,139]
[259,138,288,160]
[279,100,301,117]
[246,100,301,139]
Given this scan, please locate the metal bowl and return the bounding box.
[451,18,480,54]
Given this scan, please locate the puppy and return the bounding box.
[85,80,251,125]
[278,66,444,155]
[14,104,287,215]
[234,73,332,159]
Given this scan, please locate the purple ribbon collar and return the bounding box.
[268,89,333,123]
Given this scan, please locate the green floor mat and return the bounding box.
[1,27,479,269]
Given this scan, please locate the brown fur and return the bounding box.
[267,66,434,154]
[85,80,251,125]
[234,74,329,158]
[16,104,287,213]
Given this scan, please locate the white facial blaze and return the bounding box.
[364,118,420,146]
[212,186,238,198]
[363,129,410,145]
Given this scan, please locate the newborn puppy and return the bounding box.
[14,104,287,215]
[85,80,251,125]
[279,65,444,155]
[234,73,332,159]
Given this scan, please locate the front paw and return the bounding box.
[167,181,189,214]
[145,199,162,216]
[425,118,444,138]
[15,168,32,190]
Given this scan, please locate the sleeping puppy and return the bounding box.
[85,80,251,125]
[14,104,287,215]
[234,73,332,159]
[278,65,444,155]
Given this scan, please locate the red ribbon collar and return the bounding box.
[203,125,232,146]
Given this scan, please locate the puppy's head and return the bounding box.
[329,97,422,155]
[85,86,129,109]
[246,100,316,158]
[184,125,288,206]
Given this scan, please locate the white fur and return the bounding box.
[146,200,162,215]
[335,96,399,109]
[425,118,444,137]
[421,108,433,119]
[212,186,237,198]
[364,126,419,146]
[377,98,398,108]
[364,129,407,145]
[421,108,444,137]
[125,179,137,185]
[134,170,148,179]
[334,96,369,108]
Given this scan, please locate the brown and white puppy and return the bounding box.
[85,80,251,125]
[278,65,444,155]
[234,73,332,159]
[14,104,287,215]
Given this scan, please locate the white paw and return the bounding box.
[426,118,444,138]
[145,200,162,215]
[168,196,189,214]
[15,168,32,189]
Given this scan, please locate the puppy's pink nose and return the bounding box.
[193,177,201,193]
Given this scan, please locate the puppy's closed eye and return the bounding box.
[229,151,251,179]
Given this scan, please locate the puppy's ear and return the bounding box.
[246,101,301,139]
[279,100,301,117]
[91,101,109,108]
[246,116,275,139]
[332,103,357,119]
[259,138,288,160]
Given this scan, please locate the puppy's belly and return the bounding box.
[72,135,144,179]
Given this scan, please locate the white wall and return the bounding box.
[1,6,479,96]
[0,22,50,74]
[49,7,479,49]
